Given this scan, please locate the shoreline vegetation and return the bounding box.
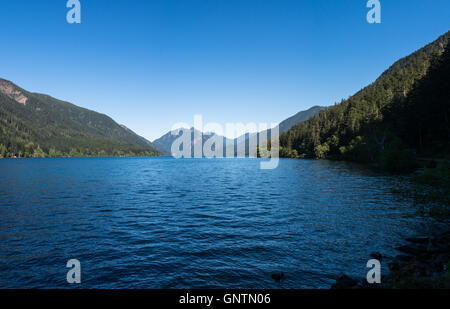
[0,148,160,159]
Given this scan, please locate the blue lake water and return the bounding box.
[0,157,426,288]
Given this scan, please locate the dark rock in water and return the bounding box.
[405,237,429,244]
[271,272,284,282]
[388,261,400,272]
[395,244,427,256]
[426,160,437,168]
[396,254,414,263]
[431,237,450,252]
[360,276,386,289]
[389,254,415,271]
[331,274,359,289]
[416,252,433,263]
[331,230,450,289]
[432,252,450,270]
[432,231,450,247]
[370,252,382,261]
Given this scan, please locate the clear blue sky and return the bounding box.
[1,0,449,140]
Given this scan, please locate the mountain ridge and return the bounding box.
[278,30,450,169]
[0,78,160,158]
[152,106,325,156]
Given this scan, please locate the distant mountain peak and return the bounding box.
[278,105,326,133]
[152,106,324,156]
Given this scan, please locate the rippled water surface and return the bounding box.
[0,157,426,288]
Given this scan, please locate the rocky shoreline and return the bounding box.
[332,230,450,289]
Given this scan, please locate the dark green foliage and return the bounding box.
[411,162,450,220]
[393,37,450,155]
[279,31,450,171]
[379,139,417,173]
[0,79,160,158]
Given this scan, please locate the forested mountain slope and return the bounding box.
[279,31,450,172]
[0,79,159,157]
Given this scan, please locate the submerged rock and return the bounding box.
[332,230,450,289]
[331,274,360,289]
[370,252,383,261]
[405,237,430,244]
[395,244,427,256]
[270,272,284,282]
[396,254,414,263]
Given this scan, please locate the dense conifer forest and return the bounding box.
[279,32,450,173]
